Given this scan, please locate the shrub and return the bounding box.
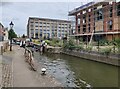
[63,38,75,50]
[45,38,63,47]
[45,40,51,45]
[86,45,93,51]
[100,47,112,56]
[98,39,109,46]
[76,45,84,50]
[114,38,120,53]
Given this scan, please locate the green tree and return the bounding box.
[8,29,17,39]
[22,34,26,38]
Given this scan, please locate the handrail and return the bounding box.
[24,48,37,71]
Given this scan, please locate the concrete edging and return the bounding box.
[61,50,120,66]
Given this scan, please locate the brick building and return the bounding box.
[27,17,71,39]
[0,23,4,41]
[69,1,120,42]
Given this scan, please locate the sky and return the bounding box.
[0,0,120,36]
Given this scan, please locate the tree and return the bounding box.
[22,34,26,38]
[8,29,17,39]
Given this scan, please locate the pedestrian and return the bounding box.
[23,41,26,48]
[31,45,34,54]
[20,41,22,47]
[40,44,43,54]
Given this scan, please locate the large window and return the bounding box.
[83,25,86,33]
[78,26,80,33]
[117,4,120,16]
[78,18,80,25]
[95,9,103,21]
[109,6,113,17]
[83,15,86,23]
[88,24,90,32]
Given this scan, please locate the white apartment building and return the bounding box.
[27,17,71,39]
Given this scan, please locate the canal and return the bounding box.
[33,51,118,88]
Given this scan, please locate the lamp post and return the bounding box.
[9,21,14,51]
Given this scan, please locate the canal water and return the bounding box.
[33,51,118,88]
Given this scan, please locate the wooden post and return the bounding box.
[1,46,3,55]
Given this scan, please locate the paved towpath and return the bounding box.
[1,45,61,87]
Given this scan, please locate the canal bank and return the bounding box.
[46,46,119,66]
[27,45,119,87]
[61,49,120,66]
[32,51,118,88]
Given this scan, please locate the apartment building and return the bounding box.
[69,1,120,42]
[27,17,71,39]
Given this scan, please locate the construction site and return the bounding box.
[69,1,120,43]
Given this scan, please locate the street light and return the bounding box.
[9,21,14,29]
[9,21,14,51]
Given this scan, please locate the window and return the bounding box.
[83,10,86,14]
[109,7,113,17]
[83,15,86,23]
[88,24,90,32]
[58,33,61,37]
[31,29,34,33]
[40,33,42,37]
[108,20,112,30]
[88,15,91,21]
[30,25,33,27]
[117,4,120,16]
[30,21,34,23]
[78,26,80,33]
[31,33,34,38]
[78,18,80,25]
[40,22,42,24]
[88,9,91,12]
[35,33,38,38]
[83,25,86,33]
[35,29,38,33]
[95,9,103,21]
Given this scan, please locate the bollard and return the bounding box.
[1,46,3,55]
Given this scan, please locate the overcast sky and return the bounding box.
[0,0,120,36]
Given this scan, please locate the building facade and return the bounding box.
[0,23,4,41]
[69,1,120,42]
[3,28,8,41]
[27,17,71,39]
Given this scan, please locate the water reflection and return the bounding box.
[34,52,118,87]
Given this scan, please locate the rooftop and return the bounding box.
[28,17,71,23]
[68,0,117,16]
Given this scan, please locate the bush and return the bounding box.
[45,40,51,45]
[100,47,112,55]
[63,38,75,50]
[114,38,120,53]
[45,39,63,47]
[86,45,93,51]
[75,45,84,50]
[99,39,109,46]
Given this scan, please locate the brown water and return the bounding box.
[33,51,118,88]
